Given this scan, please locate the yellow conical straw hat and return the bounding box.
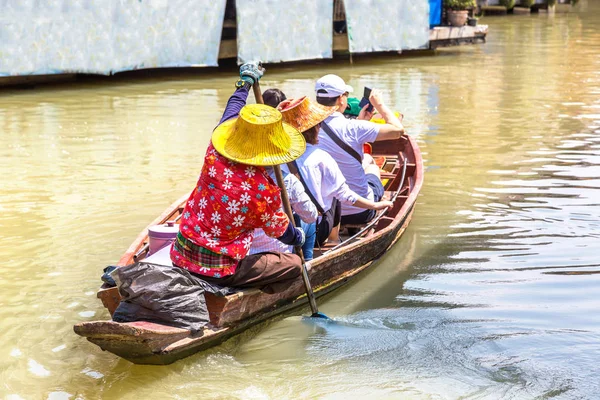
[277,96,336,133]
[212,104,306,166]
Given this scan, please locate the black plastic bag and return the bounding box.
[101,266,118,287]
[111,262,232,332]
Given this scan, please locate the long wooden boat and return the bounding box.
[74,136,423,365]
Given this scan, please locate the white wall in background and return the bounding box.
[344,0,430,53]
[236,0,334,64]
[0,0,226,76]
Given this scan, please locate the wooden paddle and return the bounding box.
[252,79,327,319]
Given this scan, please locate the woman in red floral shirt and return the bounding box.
[170,63,306,294]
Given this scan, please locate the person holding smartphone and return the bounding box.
[314,74,405,226]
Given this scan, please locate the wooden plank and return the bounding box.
[74,321,191,355]
[513,7,531,14]
[431,27,451,41]
[481,5,507,15]
[222,20,236,28]
[333,33,349,52]
[429,26,488,50]
[218,39,237,60]
[334,0,346,21]
[98,286,120,316]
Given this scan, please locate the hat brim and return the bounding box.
[293,104,336,133]
[279,97,336,133]
[212,119,306,167]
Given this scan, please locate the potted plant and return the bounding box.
[521,0,534,8]
[446,0,476,26]
[476,0,488,15]
[500,0,515,10]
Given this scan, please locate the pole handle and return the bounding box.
[252,79,320,316]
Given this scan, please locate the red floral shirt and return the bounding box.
[170,144,289,277]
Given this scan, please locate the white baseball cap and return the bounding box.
[315,74,354,98]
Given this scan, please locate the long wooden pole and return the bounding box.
[252,81,322,318]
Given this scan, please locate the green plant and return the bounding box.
[546,0,557,5]
[521,0,534,7]
[500,0,515,9]
[571,0,579,4]
[446,0,476,11]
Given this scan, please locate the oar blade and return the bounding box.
[301,312,331,322]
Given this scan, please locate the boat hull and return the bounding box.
[75,206,414,365]
[74,136,423,364]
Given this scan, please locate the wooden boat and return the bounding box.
[73,136,423,365]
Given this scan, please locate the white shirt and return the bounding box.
[318,112,380,215]
[283,144,358,212]
[249,169,318,255]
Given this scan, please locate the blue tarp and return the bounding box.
[429,0,442,27]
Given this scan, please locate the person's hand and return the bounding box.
[239,61,264,85]
[369,89,385,108]
[293,227,306,247]
[374,200,393,210]
[357,104,375,121]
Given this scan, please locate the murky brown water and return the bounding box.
[2,4,600,399]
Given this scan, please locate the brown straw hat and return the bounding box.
[212,104,305,166]
[277,96,336,132]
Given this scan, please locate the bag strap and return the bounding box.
[287,161,326,215]
[321,121,362,165]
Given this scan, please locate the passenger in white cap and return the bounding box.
[315,74,355,98]
[314,74,405,229]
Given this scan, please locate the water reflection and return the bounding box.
[402,94,600,397]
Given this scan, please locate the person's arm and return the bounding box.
[353,196,393,211]
[218,85,250,125]
[218,61,264,125]
[369,89,404,141]
[276,221,305,246]
[334,181,392,210]
[325,158,393,210]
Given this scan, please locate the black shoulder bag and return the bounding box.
[287,161,326,215]
[320,121,363,165]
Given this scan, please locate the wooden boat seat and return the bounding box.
[312,241,341,252]
[341,223,367,230]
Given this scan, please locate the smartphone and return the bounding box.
[359,86,374,113]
